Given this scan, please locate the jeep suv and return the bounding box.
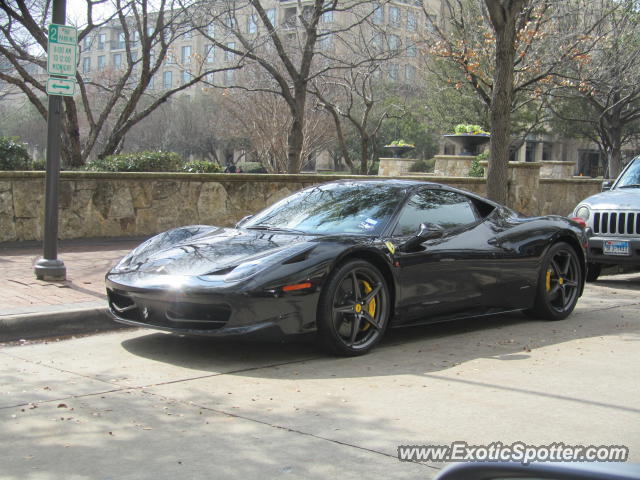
[573,155,640,281]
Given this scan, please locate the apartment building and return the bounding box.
[77,0,436,91]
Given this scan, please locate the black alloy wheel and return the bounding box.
[526,242,582,320]
[317,260,390,356]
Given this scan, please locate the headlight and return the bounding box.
[574,205,590,221]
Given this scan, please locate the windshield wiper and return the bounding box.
[618,184,640,188]
[245,225,307,234]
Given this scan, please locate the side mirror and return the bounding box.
[602,180,613,191]
[402,223,444,251]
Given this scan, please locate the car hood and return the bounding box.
[578,188,640,210]
[110,227,319,277]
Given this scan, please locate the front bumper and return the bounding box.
[105,273,320,339]
[586,235,640,266]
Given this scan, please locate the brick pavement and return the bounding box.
[0,239,142,316]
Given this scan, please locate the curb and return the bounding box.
[0,306,127,343]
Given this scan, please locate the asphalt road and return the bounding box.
[1,274,639,479]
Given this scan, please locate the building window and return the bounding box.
[405,64,416,82]
[147,26,154,38]
[389,6,400,27]
[318,32,333,51]
[117,32,125,49]
[207,24,215,37]
[82,35,92,51]
[181,45,192,64]
[113,53,122,69]
[183,29,192,39]
[406,43,417,57]
[322,10,334,23]
[247,15,257,34]
[224,69,234,85]
[97,55,105,70]
[388,63,398,81]
[98,33,106,50]
[182,69,191,85]
[163,70,172,89]
[389,34,400,51]
[148,75,154,89]
[407,11,417,31]
[225,15,237,30]
[266,8,276,26]
[82,57,91,73]
[426,14,437,33]
[205,44,215,63]
[225,42,235,61]
[373,4,384,25]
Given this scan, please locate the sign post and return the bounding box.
[34,0,72,281]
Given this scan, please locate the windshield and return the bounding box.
[615,158,640,188]
[243,183,406,235]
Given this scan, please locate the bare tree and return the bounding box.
[549,0,640,177]
[0,0,237,167]
[221,87,333,173]
[187,0,383,173]
[423,0,606,203]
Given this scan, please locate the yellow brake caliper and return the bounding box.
[546,268,552,292]
[360,280,376,331]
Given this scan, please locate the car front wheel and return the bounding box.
[316,260,390,356]
[526,242,582,321]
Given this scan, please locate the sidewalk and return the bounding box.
[0,237,144,342]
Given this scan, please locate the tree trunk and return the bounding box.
[607,126,623,178]
[287,87,307,173]
[485,0,525,205]
[360,135,369,175]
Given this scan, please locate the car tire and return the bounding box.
[316,260,390,356]
[586,263,601,282]
[525,242,582,321]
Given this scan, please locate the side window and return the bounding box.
[393,189,477,236]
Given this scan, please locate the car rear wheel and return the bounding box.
[317,260,390,356]
[526,242,582,321]
[586,263,601,282]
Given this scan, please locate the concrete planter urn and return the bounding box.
[443,133,490,156]
[383,145,415,158]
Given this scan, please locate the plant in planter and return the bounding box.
[445,124,490,156]
[383,140,415,158]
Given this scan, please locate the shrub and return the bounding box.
[453,124,489,135]
[0,137,32,170]
[30,158,47,170]
[468,158,485,177]
[238,162,267,173]
[85,151,183,172]
[409,158,436,173]
[181,160,223,173]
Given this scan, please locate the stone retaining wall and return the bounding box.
[0,171,601,242]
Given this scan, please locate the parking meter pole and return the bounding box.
[34,0,67,281]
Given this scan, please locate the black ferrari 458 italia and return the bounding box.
[106,180,587,356]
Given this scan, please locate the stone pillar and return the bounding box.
[534,142,544,162]
[507,161,542,215]
[378,157,417,176]
[516,143,526,162]
[433,155,476,177]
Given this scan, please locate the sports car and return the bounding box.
[106,180,587,356]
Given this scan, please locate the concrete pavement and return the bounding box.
[0,274,639,479]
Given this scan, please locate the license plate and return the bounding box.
[603,240,630,256]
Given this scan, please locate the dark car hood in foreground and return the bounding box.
[111,226,321,277]
[578,188,640,210]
